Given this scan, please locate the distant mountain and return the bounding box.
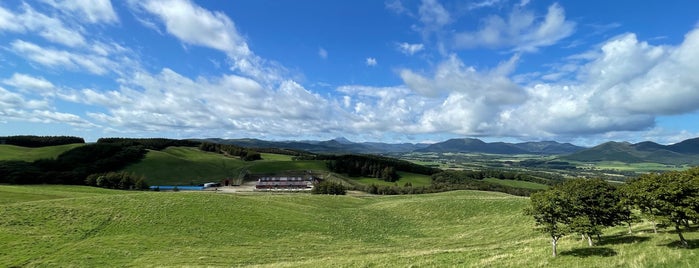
[197,138,429,154]
[562,138,699,165]
[416,138,583,155]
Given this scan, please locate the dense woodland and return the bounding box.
[97,138,200,150]
[527,168,699,257]
[0,135,84,147]
[322,154,439,182]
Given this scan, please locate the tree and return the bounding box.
[559,178,625,246]
[627,169,699,247]
[525,188,569,257]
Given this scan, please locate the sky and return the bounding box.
[1,0,699,146]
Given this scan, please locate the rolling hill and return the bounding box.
[0,143,84,162]
[2,185,697,267]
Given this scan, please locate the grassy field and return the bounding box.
[352,171,432,187]
[573,161,689,172]
[0,143,84,161]
[123,147,329,185]
[1,185,697,267]
[483,178,549,190]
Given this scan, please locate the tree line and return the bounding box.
[85,171,149,190]
[199,142,261,161]
[320,154,439,182]
[0,143,147,185]
[0,135,84,147]
[526,168,699,257]
[97,138,200,150]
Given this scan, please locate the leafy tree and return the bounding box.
[525,188,569,257]
[559,178,625,246]
[626,169,699,247]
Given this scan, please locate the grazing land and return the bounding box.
[0,144,84,162]
[1,185,697,267]
[482,178,549,190]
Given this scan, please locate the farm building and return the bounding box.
[254,176,320,191]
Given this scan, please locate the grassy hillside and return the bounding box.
[123,147,329,185]
[1,186,697,267]
[0,143,84,161]
[482,178,549,190]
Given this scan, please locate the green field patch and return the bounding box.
[352,171,432,187]
[572,161,688,172]
[259,153,294,161]
[1,186,697,267]
[0,144,84,162]
[482,177,549,190]
[123,147,248,185]
[0,185,129,205]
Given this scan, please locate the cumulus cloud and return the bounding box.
[85,68,343,136]
[397,42,425,55]
[135,0,250,57]
[454,3,575,52]
[366,57,378,66]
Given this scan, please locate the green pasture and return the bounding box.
[0,144,84,161]
[482,178,549,190]
[352,171,432,187]
[123,147,328,185]
[572,161,689,172]
[1,185,697,267]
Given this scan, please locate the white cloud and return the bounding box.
[419,0,450,28]
[366,57,378,66]
[318,47,328,59]
[135,0,250,57]
[41,0,119,24]
[0,3,86,47]
[2,73,55,94]
[397,42,425,55]
[454,3,575,52]
[10,40,114,75]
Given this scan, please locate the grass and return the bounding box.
[352,171,432,187]
[2,185,697,267]
[123,147,329,185]
[576,161,689,172]
[0,144,84,161]
[483,177,549,190]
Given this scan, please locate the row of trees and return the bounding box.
[199,142,262,161]
[85,171,149,190]
[323,154,439,182]
[527,168,699,257]
[0,135,84,147]
[97,138,200,150]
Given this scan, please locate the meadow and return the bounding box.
[0,144,83,162]
[1,185,697,267]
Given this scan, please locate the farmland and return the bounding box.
[1,185,697,267]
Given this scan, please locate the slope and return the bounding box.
[0,144,84,162]
[1,186,697,267]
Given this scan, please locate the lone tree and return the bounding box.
[526,188,569,257]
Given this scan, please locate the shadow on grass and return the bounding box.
[599,234,650,246]
[559,247,617,258]
[663,239,699,249]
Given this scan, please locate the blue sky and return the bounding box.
[1,0,698,145]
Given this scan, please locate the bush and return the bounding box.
[311,181,346,195]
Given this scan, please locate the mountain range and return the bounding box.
[199,136,699,165]
[562,138,699,165]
